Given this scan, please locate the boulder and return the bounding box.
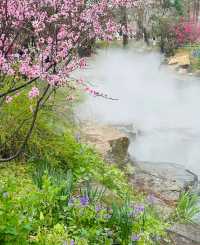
[130,161,198,206]
[168,53,190,67]
[80,121,130,165]
[167,223,200,245]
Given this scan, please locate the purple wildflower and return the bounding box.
[95,205,102,212]
[134,204,145,215]
[70,240,75,245]
[75,132,81,142]
[79,195,89,206]
[63,240,75,245]
[132,234,140,241]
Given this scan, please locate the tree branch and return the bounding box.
[0,84,50,163]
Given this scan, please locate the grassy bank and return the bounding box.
[0,88,170,245]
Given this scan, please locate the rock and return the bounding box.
[168,53,190,67]
[130,161,198,206]
[167,223,200,245]
[112,124,137,138]
[80,121,130,165]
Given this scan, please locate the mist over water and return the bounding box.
[75,47,200,177]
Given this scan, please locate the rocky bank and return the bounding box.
[79,121,200,245]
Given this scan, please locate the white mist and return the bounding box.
[75,47,200,177]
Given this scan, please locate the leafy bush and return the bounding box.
[173,18,200,46]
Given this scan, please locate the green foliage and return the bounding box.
[0,165,70,244]
[0,87,31,158]
[80,182,106,204]
[191,57,200,71]
[187,44,200,71]
[0,81,168,244]
[110,200,135,244]
[95,40,110,49]
[0,163,167,245]
[173,192,200,224]
[151,16,178,56]
[173,0,184,16]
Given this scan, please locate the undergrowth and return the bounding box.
[0,91,169,244]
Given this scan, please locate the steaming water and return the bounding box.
[75,47,200,177]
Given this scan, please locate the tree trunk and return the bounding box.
[121,7,128,47]
[143,27,150,46]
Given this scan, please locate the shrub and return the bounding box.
[173,18,200,46]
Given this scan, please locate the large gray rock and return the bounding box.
[130,161,198,206]
[167,224,200,245]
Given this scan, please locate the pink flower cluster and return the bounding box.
[173,18,200,45]
[28,87,40,99]
[5,96,13,104]
[0,0,140,102]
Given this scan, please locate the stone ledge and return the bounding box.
[167,223,200,245]
[130,161,198,206]
[80,121,130,165]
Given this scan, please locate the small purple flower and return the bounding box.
[79,195,89,206]
[134,204,145,215]
[75,132,81,142]
[63,240,75,245]
[132,234,140,241]
[70,240,75,245]
[95,205,102,212]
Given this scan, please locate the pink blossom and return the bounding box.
[77,78,84,84]
[28,87,40,99]
[173,18,200,45]
[79,59,86,69]
[0,0,139,108]
[5,96,13,104]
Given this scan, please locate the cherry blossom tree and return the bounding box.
[0,0,139,162]
[173,17,200,45]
